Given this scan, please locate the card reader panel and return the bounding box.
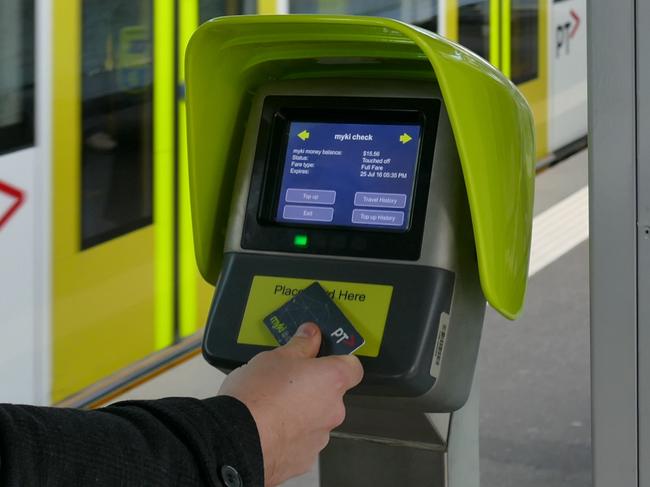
[241,96,440,261]
[239,275,393,358]
[203,252,454,397]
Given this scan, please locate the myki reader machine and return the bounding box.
[185,16,535,412]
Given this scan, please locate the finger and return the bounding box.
[318,354,364,390]
[280,322,322,359]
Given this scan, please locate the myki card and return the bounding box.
[263,282,365,355]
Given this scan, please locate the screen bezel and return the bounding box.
[241,96,441,260]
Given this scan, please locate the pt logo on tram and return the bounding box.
[556,9,581,57]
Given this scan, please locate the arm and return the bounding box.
[0,323,362,487]
[0,395,262,487]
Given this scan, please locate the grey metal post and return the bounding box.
[318,373,479,487]
[589,0,650,485]
[634,2,650,483]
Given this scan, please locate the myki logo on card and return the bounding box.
[269,315,288,334]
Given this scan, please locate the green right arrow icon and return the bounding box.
[399,133,412,144]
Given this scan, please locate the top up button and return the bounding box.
[286,188,337,205]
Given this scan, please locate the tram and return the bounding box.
[0,0,586,404]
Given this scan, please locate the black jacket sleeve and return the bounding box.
[0,396,264,487]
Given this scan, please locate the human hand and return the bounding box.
[218,322,364,486]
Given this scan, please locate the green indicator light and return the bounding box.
[294,235,308,248]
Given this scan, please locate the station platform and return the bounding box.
[479,149,590,487]
[107,149,590,487]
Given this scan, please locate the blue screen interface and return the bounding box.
[275,121,422,231]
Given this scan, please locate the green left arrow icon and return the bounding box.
[298,129,310,141]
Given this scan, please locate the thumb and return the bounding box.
[281,322,321,358]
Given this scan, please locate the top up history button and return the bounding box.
[351,209,404,227]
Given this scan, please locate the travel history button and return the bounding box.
[352,209,404,226]
[285,188,336,205]
[283,205,334,222]
[354,192,407,209]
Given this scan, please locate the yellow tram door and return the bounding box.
[451,0,547,158]
[175,1,255,340]
[52,0,176,401]
[499,0,548,158]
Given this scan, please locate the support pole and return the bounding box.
[319,376,480,487]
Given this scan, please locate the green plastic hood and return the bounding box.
[185,15,535,319]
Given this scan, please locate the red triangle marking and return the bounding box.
[0,180,26,231]
[570,10,580,38]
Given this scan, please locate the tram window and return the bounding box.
[510,0,538,84]
[0,0,35,155]
[289,0,438,32]
[199,0,255,23]
[459,0,490,61]
[81,0,153,249]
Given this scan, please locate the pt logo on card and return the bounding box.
[331,327,356,347]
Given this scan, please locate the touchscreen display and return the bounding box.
[275,121,422,231]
